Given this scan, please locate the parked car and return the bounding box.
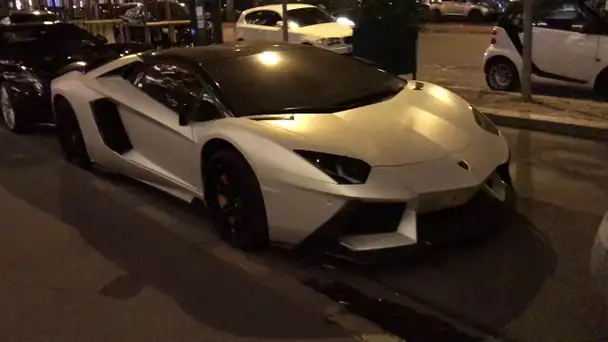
[591,212,608,302]
[429,0,506,22]
[50,41,513,252]
[0,22,150,133]
[484,0,608,95]
[0,10,59,25]
[116,1,193,49]
[235,4,353,54]
[256,0,358,25]
[100,2,139,20]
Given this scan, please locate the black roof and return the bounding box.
[144,41,309,64]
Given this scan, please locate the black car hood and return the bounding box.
[104,42,152,55]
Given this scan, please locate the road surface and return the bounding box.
[0,124,607,341]
[418,31,490,89]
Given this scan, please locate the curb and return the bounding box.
[420,24,493,34]
[480,107,608,141]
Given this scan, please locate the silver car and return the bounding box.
[429,0,506,22]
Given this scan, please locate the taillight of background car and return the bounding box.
[491,26,497,45]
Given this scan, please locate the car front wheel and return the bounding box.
[485,58,520,91]
[203,147,269,252]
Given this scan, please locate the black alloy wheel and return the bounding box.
[467,10,483,22]
[54,98,91,169]
[204,148,269,252]
[594,70,608,99]
[432,8,442,22]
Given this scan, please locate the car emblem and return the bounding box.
[458,160,470,171]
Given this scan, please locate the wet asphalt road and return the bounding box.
[0,124,607,341]
[418,31,489,89]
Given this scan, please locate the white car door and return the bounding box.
[523,2,599,84]
[236,10,267,41]
[97,62,204,193]
[253,10,283,42]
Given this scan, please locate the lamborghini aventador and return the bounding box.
[50,42,513,252]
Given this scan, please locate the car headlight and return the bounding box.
[295,150,371,184]
[472,106,500,136]
[336,16,355,27]
[316,37,342,46]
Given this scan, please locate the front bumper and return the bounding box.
[301,164,513,252]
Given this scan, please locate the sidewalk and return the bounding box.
[448,87,608,140]
[0,180,355,342]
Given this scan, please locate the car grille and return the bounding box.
[303,201,407,247]
[343,36,353,45]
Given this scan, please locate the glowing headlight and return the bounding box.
[295,150,371,184]
[336,16,355,27]
[316,37,342,46]
[472,106,500,136]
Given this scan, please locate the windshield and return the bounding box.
[287,7,334,27]
[205,48,406,117]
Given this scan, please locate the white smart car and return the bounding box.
[483,0,608,95]
[235,4,353,54]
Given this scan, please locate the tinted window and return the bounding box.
[287,7,333,27]
[44,24,104,46]
[245,10,281,25]
[534,1,594,31]
[116,4,137,16]
[9,13,58,23]
[205,48,406,117]
[135,63,207,117]
[145,1,190,20]
[0,26,43,43]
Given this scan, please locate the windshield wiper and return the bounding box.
[245,106,351,116]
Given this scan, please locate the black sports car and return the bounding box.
[0,22,150,133]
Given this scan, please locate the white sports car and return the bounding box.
[51,42,512,252]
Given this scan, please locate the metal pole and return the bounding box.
[226,0,233,21]
[281,0,287,41]
[143,0,150,44]
[521,0,533,101]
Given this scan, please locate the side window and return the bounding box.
[245,11,263,24]
[258,11,282,26]
[534,1,594,32]
[134,63,208,117]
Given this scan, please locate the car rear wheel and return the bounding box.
[485,58,520,91]
[0,82,28,134]
[204,148,269,252]
[467,10,483,22]
[54,98,91,169]
[432,9,442,22]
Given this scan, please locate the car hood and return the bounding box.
[255,82,483,167]
[294,22,352,38]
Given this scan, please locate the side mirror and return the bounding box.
[197,100,221,121]
[276,20,284,27]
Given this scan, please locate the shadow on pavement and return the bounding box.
[292,205,556,341]
[0,130,347,340]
